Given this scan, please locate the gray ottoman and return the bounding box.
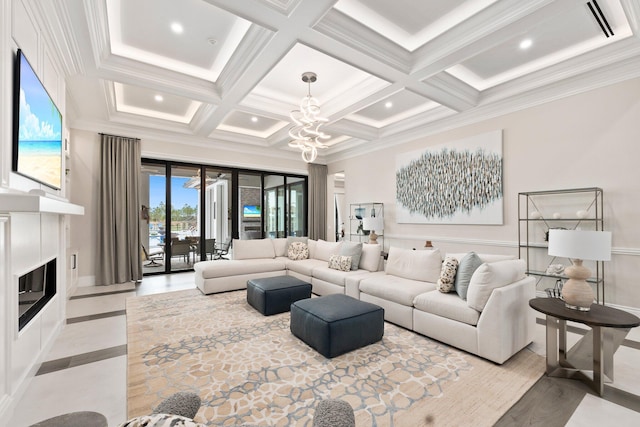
[247,275,312,316]
[290,294,384,358]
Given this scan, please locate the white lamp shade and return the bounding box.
[362,217,384,232]
[548,229,611,261]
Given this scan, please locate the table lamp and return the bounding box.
[362,217,383,245]
[547,229,611,311]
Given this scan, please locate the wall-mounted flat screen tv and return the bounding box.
[12,49,63,190]
[243,205,261,218]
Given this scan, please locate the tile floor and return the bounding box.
[8,272,640,426]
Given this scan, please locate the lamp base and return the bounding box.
[368,231,378,245]
[563,300,591,312]
[561,259,594,311]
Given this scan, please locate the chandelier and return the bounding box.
[288,72,330,163]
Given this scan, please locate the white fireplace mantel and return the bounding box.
[0,193,84,215]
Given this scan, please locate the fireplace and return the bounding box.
[18,258,57,331]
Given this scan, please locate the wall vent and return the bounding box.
[587,1,614,37]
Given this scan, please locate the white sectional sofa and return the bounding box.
[194,238,535,364]
[194,237,382,296]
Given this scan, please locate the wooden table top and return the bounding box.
[529,297,640,328]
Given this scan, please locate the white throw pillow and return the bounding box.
[287,242,309,260]
[313,239,343,262]
[119,414,206,427]
[232,238,275,260]
[385,247,442,283]
[466,259,526,312]
[328,254,352,272]
[359,244,382,272]
[285,236,308,254]
[437,256,459,293]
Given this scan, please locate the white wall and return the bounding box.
[329,77,640,309]
[0,0,70,419]
[68,129,100,284]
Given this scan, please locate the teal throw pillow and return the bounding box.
[454,252,483,300]
[340,241,363,270]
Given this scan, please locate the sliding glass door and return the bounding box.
[238,173,262,240]
[141,160,307,275]
[141,163,167,273]
[264,175,307,238]
[169,165,200,272]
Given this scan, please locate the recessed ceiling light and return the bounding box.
[170,22,184,34]
[519,39,533,50]
[251,116,258,123]
[385,101,393,108]
[154,95,163,102]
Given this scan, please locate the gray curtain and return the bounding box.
[96,134,142,285]
[308,163,327,240]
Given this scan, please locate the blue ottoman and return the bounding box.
[290,294,384,358]
[247,276,312,316]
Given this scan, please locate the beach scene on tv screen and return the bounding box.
[17,53,62,189]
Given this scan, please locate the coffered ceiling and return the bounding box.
[40,0,640,163]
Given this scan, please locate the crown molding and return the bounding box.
[313,9,412,73]
[418,72,479,111]
[83,0,110,68]
[412,0,581,79]
[32,0,84,76]
[216,25,275,97]
[481,37,640,104]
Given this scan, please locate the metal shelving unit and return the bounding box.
[518,187,605,303]
[349,202,384,248]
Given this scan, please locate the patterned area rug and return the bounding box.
[127,289,544,426]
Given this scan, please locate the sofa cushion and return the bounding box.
[286,258,325,276]
[436,256,459,293]
[272,238,288,257]
[307,239,317,259]
[288,242,309,260]
[385,247,441,283]
[413,290,480,326]
[195,259,285,279]
[314,240,343,262]
[340,241,363,270]
[454,252,483,300]
[233,238,275,260]
[328,254,352,272]
[358,244,380,272]
[467,259,526,312]
[312,265,366,286]
[359,274,436,306]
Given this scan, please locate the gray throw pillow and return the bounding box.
[454,252,483,300]
[340,241,363,270]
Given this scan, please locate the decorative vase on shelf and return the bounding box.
[576,210,588,219]
[355,208,365,220]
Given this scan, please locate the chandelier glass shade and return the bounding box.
[288,72,330,163]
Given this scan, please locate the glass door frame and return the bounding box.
[142,158,308,276]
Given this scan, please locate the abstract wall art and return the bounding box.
[396,130,503,224]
